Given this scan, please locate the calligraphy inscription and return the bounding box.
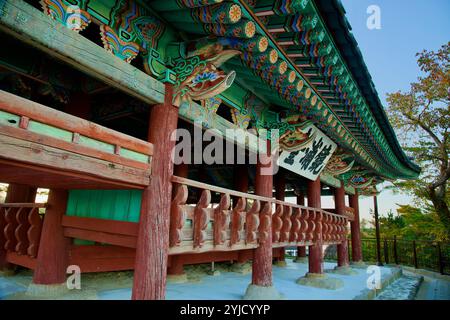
[278,125,337,181]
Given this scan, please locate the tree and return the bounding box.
[386,42,450,235]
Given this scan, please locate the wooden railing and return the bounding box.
[0,90,153,189]
[1,179,349,271]
[170,176,348,254]
[0,203,45,262]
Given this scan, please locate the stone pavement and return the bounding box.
[375,275,423,300]
[415,277,450,300]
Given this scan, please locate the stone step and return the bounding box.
[375,275,423,300]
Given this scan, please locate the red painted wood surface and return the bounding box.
[33,189,70,284]
[6,252,36,270]
[214,194,231,246]
[27,208,43,258]
[0,91,152,155]
[334,185,349,267]
[132,84,178,300]
[307,178,323,274]
[169,185,188,247]
[193,190,211,248]
[0,159,148,190]
[296,193,307,258]
[245,200,260,244]
[230,197,246,247]
[349,191,363,262]
[5,184,37,203]
[69,245,135,273]
[0,184,45,270]
[251,143,274,287]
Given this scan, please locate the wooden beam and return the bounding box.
[0,134,150,187]
[61,216,138,237]
[0,90,153,156]
[0,0,164,105]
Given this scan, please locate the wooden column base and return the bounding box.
[33,189,70,285]
[308,243,323,274]
[337,241,350,267]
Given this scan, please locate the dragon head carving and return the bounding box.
[173,42,240,106]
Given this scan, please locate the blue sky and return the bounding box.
[322,0,450,222]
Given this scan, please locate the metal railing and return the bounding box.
[324,237,450,275]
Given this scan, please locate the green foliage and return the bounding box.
[386,42,450,235]
[366,205,448,242]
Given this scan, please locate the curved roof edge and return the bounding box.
[314,0,421,176]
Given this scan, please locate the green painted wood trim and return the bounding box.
[28,120,73,142]
[0,110,20,127]
[0,0,165,105]
[320,171,341,189]
[178,100,264,154]
[66,189,142,223]
[120,147,150,163]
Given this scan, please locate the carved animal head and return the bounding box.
[173,45,240,106]
[279,121,317,152]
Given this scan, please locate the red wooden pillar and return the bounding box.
[349,191,363,263]
[307,178,323,274]
[296,191,307,259]
[33,189,70,284]
[251,142,274,287]
[334,185,349,267]
[132,84,178,300]
[5,183,37,203]
[274,171,286,263]
[1,184,37,271]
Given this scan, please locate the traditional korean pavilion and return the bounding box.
[0,0,420,299]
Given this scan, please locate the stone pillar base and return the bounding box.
[296,273,344,290]
[230,262,252,274]
[243,284,283,300]
[26,283,69,298]
[350,261,366,268]
[273,260,287,267]
[327,266,358,275]
[293,257,308,264]
[167,273,188,283]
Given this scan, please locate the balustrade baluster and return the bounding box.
[299,208,309,242]
[272,204,283,243]
[169,184,188,247]
[27,207,42,258]
[15,207,30,255]
[280,205,292,243]
[193,189,211,248]
[230,198,246,246]
[258,202,272,244]
[245,199,260,244]
[289,208,301,243]
[307,210,316,242]
[4,207,18,251]
[214,193,231,246]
